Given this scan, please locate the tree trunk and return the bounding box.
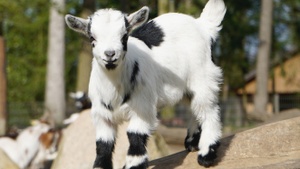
[0,36,7,136]
[253,0,273,121]
[169,0,175,12]
[45,0,66,127]
[185,0,192,14]
[158,0,169,15]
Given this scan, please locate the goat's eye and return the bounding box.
[90,36,96,47]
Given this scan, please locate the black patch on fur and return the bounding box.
[198,141,220,167]
[127,132,148,156]
[122,93,131,104]
[131,20,164,49]
[184,126,202,151]
[121,17,130,51]
[101,101,114,111]
[93,140,115,169]
[105,63,117,70]
[130,61,140,89]
[124,17,130,29]
[210,38,216,64]
[184,90,194,101]
[122,33,129,51]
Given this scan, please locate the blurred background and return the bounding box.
[0,0,300,168]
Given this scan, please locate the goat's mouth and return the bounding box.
[103,59,118,70]
[105,63,117,70]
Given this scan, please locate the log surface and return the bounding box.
[149,116,300,169]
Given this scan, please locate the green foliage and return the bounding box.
[1,0,49,102]
[273,0,300,54]
[0,0,81,126]
[217,0,260,90]
[0,0,83,104]
[1,0,299,127]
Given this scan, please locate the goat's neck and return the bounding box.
[101,58,131,91]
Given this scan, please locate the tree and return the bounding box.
[1,0,50,126]
[44,0,66,127]
[253,0,273,121]
[0,29,7,135]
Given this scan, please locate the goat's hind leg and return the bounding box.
[192,99,221,167]
[187,86,222,167]
[185,119,201,152]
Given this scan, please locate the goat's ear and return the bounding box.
[65,14,89,35]
[127,6,149,33]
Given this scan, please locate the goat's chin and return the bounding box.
[105,63,117,70]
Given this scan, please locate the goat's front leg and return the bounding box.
[123,114,157,169]
[91,108,117,169]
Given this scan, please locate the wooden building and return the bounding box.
[237,54,300,114]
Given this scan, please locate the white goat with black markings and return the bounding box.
[65,0,226,168]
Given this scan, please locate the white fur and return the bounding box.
[125,154,148,169]
[65,0,226,167]
[0,123,50,169]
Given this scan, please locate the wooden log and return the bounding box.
[149,116,300,168]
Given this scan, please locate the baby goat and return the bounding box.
[65,0,226,168]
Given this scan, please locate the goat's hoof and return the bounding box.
[184,131,200,152]
[197,142,220,167]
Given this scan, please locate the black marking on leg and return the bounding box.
[198,141,220,167]
[127,132,148,156]
[93,140,115,169]
[184,126,201,152]
[131,20,164,49]
[101,101,114,112]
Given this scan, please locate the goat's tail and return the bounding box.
[197,0,226,41]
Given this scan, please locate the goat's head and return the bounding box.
[65,7,149,70]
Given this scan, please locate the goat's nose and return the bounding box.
[104,50,115,58]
